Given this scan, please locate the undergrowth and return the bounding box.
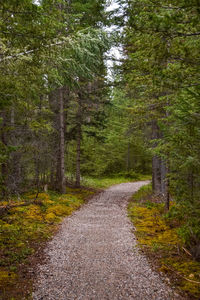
[128,184,200,299]
[0,187,95,299]
[83,174,151,189]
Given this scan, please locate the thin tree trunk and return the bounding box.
[152,120,162,194]
[165,161,170,210]
[164,95,170,210]
[76,122,81,187]
[1,113,8,199]
[50,161,55,189]
[160,159,166,195]
[126,143,130,172]
[59,88,66,194]
[34,157,40,188]
[75,96,82,188]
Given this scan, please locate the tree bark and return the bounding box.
[152,120,162,194]
[1,113,8,199]
[75,95,82,188]
[59,88,66,194]
[160,159,166,195]
[165,162,170,211]
[76,122,81,188]
[151,120,170,209]
[48,87,69,192]
[152,155,161,194]
[126,143,130,172]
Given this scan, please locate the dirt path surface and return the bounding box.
[33,181,184,300]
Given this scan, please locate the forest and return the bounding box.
[0,0,200,299]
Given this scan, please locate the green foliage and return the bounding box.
[120,0,200,249]
[165,201,200,248]
[66,87,152,179]
[0,0,111,195]
[132,183,152,202]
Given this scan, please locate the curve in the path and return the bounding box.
[33,181,183,300]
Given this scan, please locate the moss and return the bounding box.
[128,185,200,299]
[161,259,200,297]
[128,205,180,249]
[45,212,57,223]
[46,204,73,217]
[0,270,17,285]
[25,205,43,221]
[11,206,26,213]
[1,201,9,206]
[26,193,49,201]
[0,187,97,298]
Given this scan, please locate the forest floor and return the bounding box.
[32,181,184,300]
[0,187,97,300]
[128,185,200,299]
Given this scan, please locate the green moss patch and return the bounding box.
[128,184,200,299]
[0,188,96,299]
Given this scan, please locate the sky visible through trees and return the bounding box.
[105,0,124,79]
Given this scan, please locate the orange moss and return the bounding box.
[45,212,57,223]
[25,204,43,221]
[0,270,17,285]
[46,204,73,217]
[26,193,49,201]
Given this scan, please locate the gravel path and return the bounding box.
[33,181,184,300]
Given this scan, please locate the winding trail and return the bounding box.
[33,181,183,300]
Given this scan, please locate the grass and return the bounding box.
[0,187,96,300]
[82,174,151,189]
[128,184,200,299]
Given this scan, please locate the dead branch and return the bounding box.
[163,264,200,284]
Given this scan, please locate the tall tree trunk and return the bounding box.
[152,120,162,194]
[75,96,82,188]
[126,143,130,172]
[34,157,40,189]
[48,92,57,189]
[165,161,170,211]
[160,158,170,210]
[1,113,8,199]
[59,88,66,194]
[76,122,81,188]
[152,155,161,194]
[49,87,69,192]
[152,120,170,209]
[160,159,166,195]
